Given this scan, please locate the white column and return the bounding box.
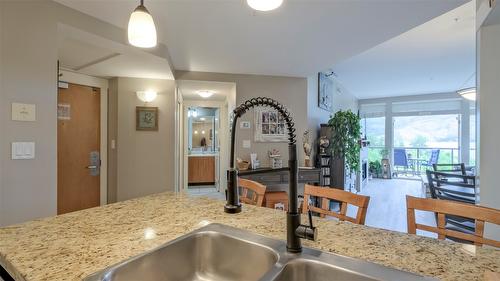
[460,100,470,165]
[478,19,500,241]
[385,103,394,165]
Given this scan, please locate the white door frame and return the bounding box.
[58,69,108,205]
[174,86,184,193]
[181,100,229,192]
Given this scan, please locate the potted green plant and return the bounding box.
[369,161,382,178]
[327,110,361,187]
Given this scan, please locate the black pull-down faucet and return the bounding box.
[224,97,317,253]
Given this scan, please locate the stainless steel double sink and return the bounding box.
[84,223,436,281]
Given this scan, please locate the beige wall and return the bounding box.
[176,71,308,167]
[0,1,4,225]
[478,19,500,240]
[0,0,176,226]
[0,1,58,226]
[115,78,176,201]
[306,74,359,162]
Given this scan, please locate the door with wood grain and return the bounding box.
[57,83,100,214]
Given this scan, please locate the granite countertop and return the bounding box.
[0,192,498,281]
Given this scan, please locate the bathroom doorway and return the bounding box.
[176,80,236,198]
[188,107,220,188]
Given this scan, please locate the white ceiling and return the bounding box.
[58,24,174,79]
[55,0,467,78]
[177,80,236,101]
[333,1,476,99]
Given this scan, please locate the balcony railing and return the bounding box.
[368,146,476,177]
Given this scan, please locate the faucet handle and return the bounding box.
[295,209,318,242]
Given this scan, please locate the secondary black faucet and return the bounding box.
[225,97,317,253]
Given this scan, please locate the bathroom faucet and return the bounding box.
[225,97,317,253]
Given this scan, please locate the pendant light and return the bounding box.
[457,87,476,101]
[456,73,476,101]
[247,0,283,11]
[128,0,157,48]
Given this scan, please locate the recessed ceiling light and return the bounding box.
[200,117,206,121]
[247,0,283,11]
[197,90,215,98]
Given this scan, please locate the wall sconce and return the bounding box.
[136,90,158,103]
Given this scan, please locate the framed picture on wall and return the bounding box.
[136,106,158,131]
[318,72,333,112]
[254,107,288,142]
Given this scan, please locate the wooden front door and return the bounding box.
[57,83,100,214]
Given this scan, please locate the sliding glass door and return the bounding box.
[393,114,460,173]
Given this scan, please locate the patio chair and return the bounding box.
[433,163,467,183]
[421,149,440,170]
[426,170,478,242]
[432,163,466,175]
[392,148,409,177]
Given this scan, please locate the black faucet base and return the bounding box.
[224,204,242,214]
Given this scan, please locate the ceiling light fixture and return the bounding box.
[136,90,157,103]
[247,0,283,11]
[197,90,215,98]
[457,73,476,101]
[457,87,476,101]
[128,0,157,48]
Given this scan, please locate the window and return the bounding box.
[469,111,476,166]
[362,117,386,163]
[394,114,460,165]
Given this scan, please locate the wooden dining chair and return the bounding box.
[238,178,267,207]
[406,195,500,247]
[302,184,370,225]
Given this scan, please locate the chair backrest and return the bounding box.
[432,163,466,175]
[238,178,266,207]
[406,195,500,247]
[426,170,476,204]
[393,149,408,167]
[302,184,370,225]
[428,149,440,165]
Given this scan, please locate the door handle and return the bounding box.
[86,165,98,169]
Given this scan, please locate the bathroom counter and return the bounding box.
[0,192,498,281]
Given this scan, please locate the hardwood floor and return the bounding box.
[351,179,436,237]
[186,179,436,237]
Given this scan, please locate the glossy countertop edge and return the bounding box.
[0,192,498,281]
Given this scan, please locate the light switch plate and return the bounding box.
[11,142,35,160]
[12,103,36,121]
[242,140,251,148]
